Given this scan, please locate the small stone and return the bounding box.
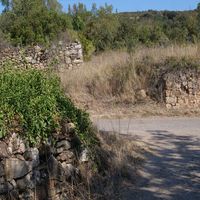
[65,57,71,64]
[138,89,147,99]
[75,44,82,49]
[15,154,25,161]
[79,149,89,163]
[166,104,172,109]
[47,155,65,181]
[64,122,76,134]
[35,45,42,53]
[73,59,83,64]
[56,140,71,149]
[0,163,4,176]
[19,189,34,200]
[31,59,37,64]
[24,148,39,168]
[8,133,26,155]
[56,147,64,154]
[166,97,176,104]
[61,163,79,179]
[56,151,74,162]
[0,178,13,194]
[10,179,17,188]
[58,41,63,46]
[25,56,32,63]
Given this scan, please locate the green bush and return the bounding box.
[0,65,98,148]
[78,33,95,60]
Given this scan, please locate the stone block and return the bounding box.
[56,140,71,150]
[16,173,34,191]
[4,158,32,181]
[47,155,65,181]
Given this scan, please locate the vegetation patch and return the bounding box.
[161,57,200,71]
[0,64,98,149]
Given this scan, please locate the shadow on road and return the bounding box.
[122,130,200,200]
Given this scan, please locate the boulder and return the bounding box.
[47,155,65,181]
[4,158,32,181]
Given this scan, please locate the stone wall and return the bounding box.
[0,41,83,70]
[155,68,200,109]
[0,122,88,200]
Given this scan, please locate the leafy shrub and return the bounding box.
[78,33,95,60]
[0,65,98,148]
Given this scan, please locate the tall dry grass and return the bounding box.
[58,44,200,105]
[78,131,145,200]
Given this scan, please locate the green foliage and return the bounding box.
[0,65,98,147]
[78,33,95,60]
[84,4,120,51]
[0,0,72,46]
[1,1,200,54]
[163,57,200,71]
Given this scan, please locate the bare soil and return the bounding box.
[72,96,200,119]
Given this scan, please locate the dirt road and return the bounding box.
[94,117,200,200]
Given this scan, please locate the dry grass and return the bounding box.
[58,44,200,117]
[62,131,146,200]
[79,131,146,200]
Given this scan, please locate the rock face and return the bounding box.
[154,68,200,109]
[0,122,87,200]
[0,41,83,70]
[0,142,9,158]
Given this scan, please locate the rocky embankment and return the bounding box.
[0,121,88,200]
[0,41,83,70]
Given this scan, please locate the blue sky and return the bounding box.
[60,0,200,12]
[0,0,199,12]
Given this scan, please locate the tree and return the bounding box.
[0,0,10,11]
[44,0,62,12]
[197,2,200,11]
[0,0,71,45]
[84,4,120,51]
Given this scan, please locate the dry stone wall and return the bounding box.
[155,68,200,109]
[0,122,89,200]
[0,41,83,70]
